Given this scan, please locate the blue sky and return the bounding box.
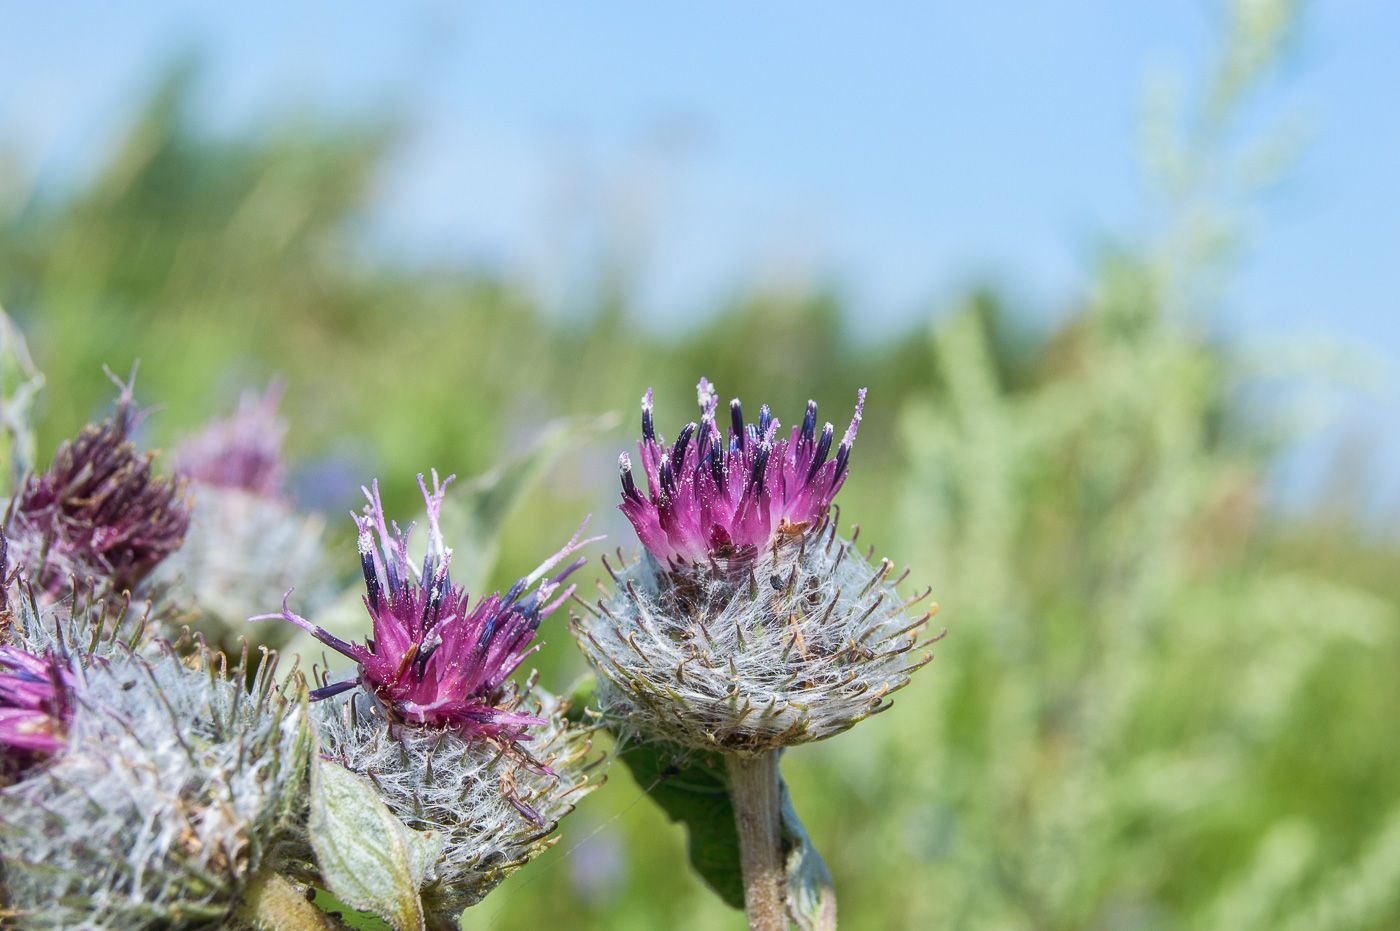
[2,1,1397,500]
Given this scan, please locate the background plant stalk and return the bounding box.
[727,750,789,930]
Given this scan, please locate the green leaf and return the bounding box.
[781,781,838,931]
[615,739,745,910]
[309,755,442,931]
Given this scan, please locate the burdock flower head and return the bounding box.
[257,471,597,747]
[0,644,74,781]
[575,378,939,756]
[618,378,865,568]
[5,368,189,599]
[172,380,287,497]
[162,381,332,653]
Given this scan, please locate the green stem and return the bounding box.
[727,749,787,931]
[234,869,343,931]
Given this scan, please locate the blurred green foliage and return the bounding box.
[2,1,1399,927]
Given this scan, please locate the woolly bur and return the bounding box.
[259,471,606,929]
[0,635,313,930]
[161,380,335,653]
[573,380,941,930]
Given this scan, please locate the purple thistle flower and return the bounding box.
[5,367,190,597]
[0,645,75,776]
[254,471,599,746]
[618,377,866,567]
[173,380,287,497]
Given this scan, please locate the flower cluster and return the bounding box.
[618,378,865,567]
[5,370,189,598]
[172,380,288,497]
[259,471,597,747]
[576,379,938,755]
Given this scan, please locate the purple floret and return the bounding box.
[6,368,189,596]
[0,645,75,777]
[255,471,599,747]
[618,378,865,566]
[173,380,288,498]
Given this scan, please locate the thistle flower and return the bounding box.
[172,380,287,497]
[160,381,333,651]
[576,381,939,754]
[0,644,74,780]
[0,640,311,930]
[584,381,935,929]
[255,471,598,748]
[4,368,189,599]
[617,378,865,567]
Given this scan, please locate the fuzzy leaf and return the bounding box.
[310,756,441,931]
[781,782,838,931]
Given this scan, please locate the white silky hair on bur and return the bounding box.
[5,568,186,662]
[0,641,311,930]
[310,680,601,920]
[155,484,335,651]
[573,517,939,755]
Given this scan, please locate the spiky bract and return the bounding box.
[574,516,939,755]
[311,683,601,921]
[0,642,311,930]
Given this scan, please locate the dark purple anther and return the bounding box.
[748,442,772,493]
[730,398,745,451]
[620,453,641,501]
[642,389,656,443]
[660,459,677,497]
[807,424,834,483]
[800,401,818,447]
[672,422,697,475]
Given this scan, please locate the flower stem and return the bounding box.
[234,869,343,931]
[727,749,787,931]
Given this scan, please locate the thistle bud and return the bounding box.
[260,470,605,923]
[172,380,288,498]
